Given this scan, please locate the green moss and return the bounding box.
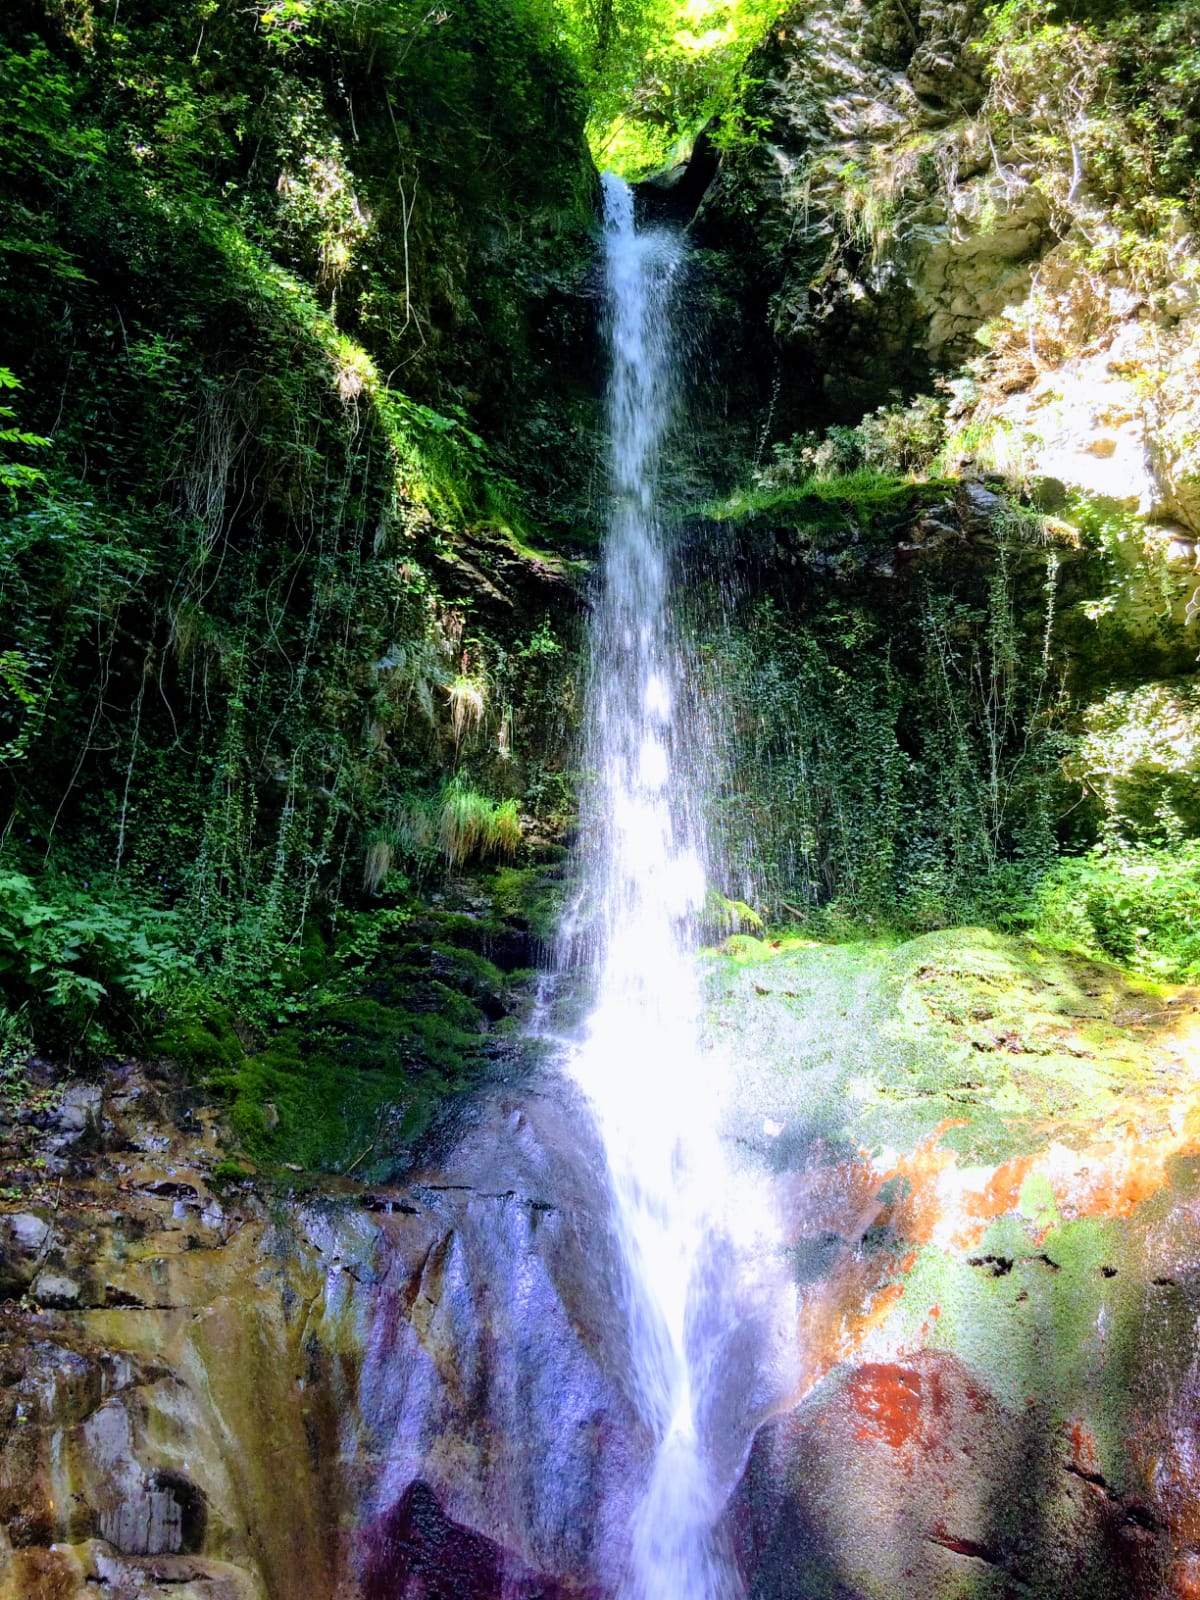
[205,895,537,1176]
[706,926,1173,1164]
[889,1209,1178,1504]
[152,1007,244,1078]
[705,468,950,537]
[419,910,503,947]
[484,865,566,943]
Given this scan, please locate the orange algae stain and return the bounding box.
[793,1276,906,1400]
[779,994,1200,1405]
[968,1156,1034,1220]
[879,1042,1200,1252]
[1169,1553,1200,1600]
[847,1363,923,1449]
[1069,1419,1099,1478]
[1051,1108,1200,1221]
[877,1121,967,1247]
[947,1154,1040,1250]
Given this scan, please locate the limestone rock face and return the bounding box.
[0,1067,642,1600]
[694,0,1200,534]
[695,0,1053,423]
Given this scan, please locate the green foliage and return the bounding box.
[756,396,948,488]
[0,370,51,504]
[0,872,190,1058]
[0,0,590,1055]
[364,778,524,889]
[700,527,1066,930]
[1031,843,1200,979]
[438,781,523,866]
[1063,679,1200,844]
[979,0,1200,226]
[552,0,781,173]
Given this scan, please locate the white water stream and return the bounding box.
[559,174,790,1600]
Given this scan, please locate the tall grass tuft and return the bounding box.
[438,780,522,867]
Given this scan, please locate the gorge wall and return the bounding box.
[8,931,1200,1600]
[5,0,1200,1597]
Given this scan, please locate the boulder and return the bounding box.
[706,928,1200,1598]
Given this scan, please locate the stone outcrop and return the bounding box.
[0,1065,643,1600]
[692,0,1200,534]
[693,0,1054,422]
[709,928,1200,1597]
[8,928,1200,1597]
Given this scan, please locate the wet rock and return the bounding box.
[694,0,1053,429]
[10,942,1200,1600]
[136,1180,200,1202]
[0,1067,647,1600]
[635,132,721,224]
[57,1084,101,1130]
[707,928,1200,1598]
[85,1542,264,1600]
[729,1350,1155,1599]
[353,1087,646,1595]
[31,1271,82,1308]
[3,1212,50,1266]
[361,1479,583,1600]
[424,524,581,627]
[956,479,1006,531]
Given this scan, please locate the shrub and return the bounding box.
[757,395,947,488]
[1032,843,1200,979]
[0,872,190,1056]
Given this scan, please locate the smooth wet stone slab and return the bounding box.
[0,1068,641,1600]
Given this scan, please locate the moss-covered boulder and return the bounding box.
[708,927,1200,1597]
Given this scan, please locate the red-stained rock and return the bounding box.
[845,1363,924,1450]
[727,1350,1170,1600]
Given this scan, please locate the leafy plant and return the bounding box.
[551,0,784,173]
[0,370,50,504]
[0,872,190,1056]
[756,396,948,488]
[1032,843,1200,979]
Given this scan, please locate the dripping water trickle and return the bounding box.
[557,173,790,1600]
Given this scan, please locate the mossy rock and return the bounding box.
[215,899,538,1177]
[483,864,567,946]
[705,926,1179,1165]
[152,1006,245,1078]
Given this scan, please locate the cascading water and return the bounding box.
[559,174,791,1599]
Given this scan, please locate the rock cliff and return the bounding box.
[695,0,1200,539]
[8,931,1200,1599]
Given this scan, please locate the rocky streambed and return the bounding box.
[4,928,1200,1600]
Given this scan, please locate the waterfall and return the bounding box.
[559,173,789,1600]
